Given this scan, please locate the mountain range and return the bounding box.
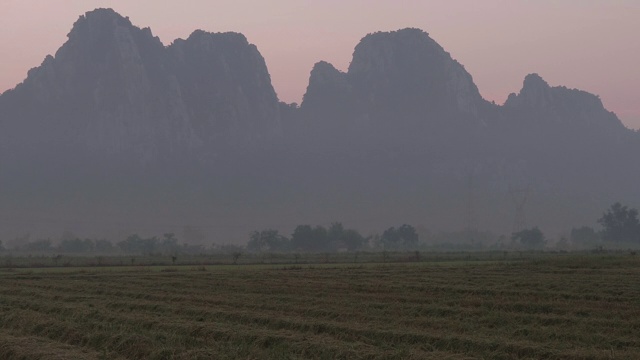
[1,8,638,244]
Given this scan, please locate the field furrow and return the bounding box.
[1,255,639,359]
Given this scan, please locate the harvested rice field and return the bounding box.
[0,254,639,359]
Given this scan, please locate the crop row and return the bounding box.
[0,256,639,359]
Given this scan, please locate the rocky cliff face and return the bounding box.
[504,73,624,130]
[299,29,629,139]
[167,30,281,150]
[348,28,485,118]
[300,28,488,130]
[0,8,280,166]
[301,61,352,114]
[299,61,355,131]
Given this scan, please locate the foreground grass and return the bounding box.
[0,255,639,359]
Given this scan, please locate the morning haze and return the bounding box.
[2,3,640,359]
[0,5,638,249]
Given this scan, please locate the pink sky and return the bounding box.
[1,0,639,129]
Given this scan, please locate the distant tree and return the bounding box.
[511,227,545,250]
[291,225,328,252]
[0,240,4,252]
[232,252,242,265]
[160,233,181,255]
[324,222,367,252]
[598,203,640,243]
[247,231,267,252]
[327,222,345,251]
[381,224,419,250]
[291,225,312,251]
[247,229,289,253]
[58,238,95,253]
[570,226,601,246]
[381,227,399,250]
[342,229,367,252]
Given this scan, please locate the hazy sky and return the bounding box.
[1,1,639,128]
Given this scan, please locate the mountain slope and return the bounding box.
[0,11,638,243]
[300,28,491,133]
[0,8,280,168]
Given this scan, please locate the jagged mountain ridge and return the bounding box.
[0,11,633,165]
[301,29,628,134]
[0,8,280,168]
[0,9,638,242]
[300,29,491,133]
[346,29,487,120]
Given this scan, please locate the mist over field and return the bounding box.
[0,8,639,250]
[3,6,640,360]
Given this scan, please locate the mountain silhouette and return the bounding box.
[0,8,279,170]
[0,9,638,243]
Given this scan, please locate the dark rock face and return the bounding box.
[301,61,353,120]
[168,30,281,149]
[300,28,489,132]
[505,74,554,109]
[348,29,485,119]
[505,73,624,130]
[0,8,280,167]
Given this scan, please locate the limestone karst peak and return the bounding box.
[68,8,134,38]
[505,73,553,109]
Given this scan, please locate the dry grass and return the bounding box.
[0,254,639,359]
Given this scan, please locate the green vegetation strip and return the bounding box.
[0,255,639,359]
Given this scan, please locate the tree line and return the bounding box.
[1,202,638,254]
[565,202,640,248]
[0,233,205,255]
[246,223,421,253]
[248,202,640,253]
